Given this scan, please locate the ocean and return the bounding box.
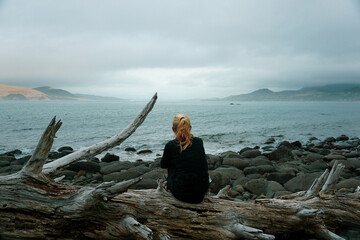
[1,99,360,161]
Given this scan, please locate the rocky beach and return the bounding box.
[1,135,360,201]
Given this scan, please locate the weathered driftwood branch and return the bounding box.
[1,93,359,240]
[42,92,157,174]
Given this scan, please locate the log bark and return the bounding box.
[1,93,359,240]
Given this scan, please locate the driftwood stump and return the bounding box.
[0,93,359,240]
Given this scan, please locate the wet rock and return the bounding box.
[336,135,349,141]
[344,152,360,158]
[209,167,244,193]
[249,156,272,166]
[103,165,150,182]
[62,170,77,180]
[220,151,240,159]
[347,158,360,169]
[232,177,251,187]
[261,146,274,151]
[243,165,275,175]
[222,157,249,170]
[333,141,355,150]
[268,145,294,162]
[284,172,323,192]
[292,150,303,157]
[48,151,72,160]
[244,179,267,195]
[206,154,222,170]
[130,168,166,189]
[101,153,120,162]
[149,157,161,169]
[1,149,22,156]
[309,137,318,141]
[100,161,135,175]
[0,166,11,174]
[0,155,16,162]
[58,146,73,152]
[228,189,240,198]
[67,161,101,173]
[278,141,294,149]
[266,181,286,198]
[336,179,360,190]
[324,137,336,143]
[240,149,261,158]
[10,165,22,172]
[125,147,136,152]
[267,172,295,185]
[264,137,275,144]
[17,155,31,165]
[291,141,302,148]
[308,160,329,172]
[329,160,355,171]
[137,150,152,154]
[303,152,323,163]
[0,160,10,167]
[247,174,264,180]
[324,153,346,161]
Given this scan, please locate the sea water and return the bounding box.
[1,100,360,161]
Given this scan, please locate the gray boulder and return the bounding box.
[100,161,135,175]
[206,154,222,170]
[244,179,267,195]
[243,165,275,175]
[103,165,150,182]
[58,146,74,152]
[130,168,166,189]
[67,161,101,173]
[0,155,16,162]
[266,181,286,198]
[220,151,240,159]
[284,172,322,192]
[249,156,272,167]
[209,167,244,193]
[348,158,360,169]
[241,149,261,158]
[222,157,249,170]
[308,160,328,172]
[268,145,294,162]
[303,152,323,163]
[267,172,295,185]
[101,153,120,162]
[336,179,360,190]
[264,137,275,144]
[0,160,10,167]
[324,153,346,161]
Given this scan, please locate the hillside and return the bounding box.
[222,83,360,101]
[0,84,124,101]
[0,84,49,100]
[33,86,78,100]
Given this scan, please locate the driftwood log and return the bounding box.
[0,93,359,240]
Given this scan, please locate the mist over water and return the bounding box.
[1,100,360,161]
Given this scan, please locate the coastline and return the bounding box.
[1,134,359,201]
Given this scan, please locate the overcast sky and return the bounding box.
[0,0,360,100]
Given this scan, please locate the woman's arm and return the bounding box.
[160,143,171,168]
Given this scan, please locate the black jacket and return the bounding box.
[161,137,209,203]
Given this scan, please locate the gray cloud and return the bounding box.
[0,0,360,100]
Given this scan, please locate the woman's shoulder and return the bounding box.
[192,137,203,145]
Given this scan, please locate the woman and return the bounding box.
[161,114,209,204]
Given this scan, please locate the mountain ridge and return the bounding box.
[0,85,124,101]
[222,83,360,101]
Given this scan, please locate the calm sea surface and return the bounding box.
[1,100,360,161]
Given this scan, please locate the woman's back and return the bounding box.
[161,114,209,204]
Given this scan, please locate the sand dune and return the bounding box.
[0,84,49,100]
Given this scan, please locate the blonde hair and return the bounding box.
[172,114,194,152]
